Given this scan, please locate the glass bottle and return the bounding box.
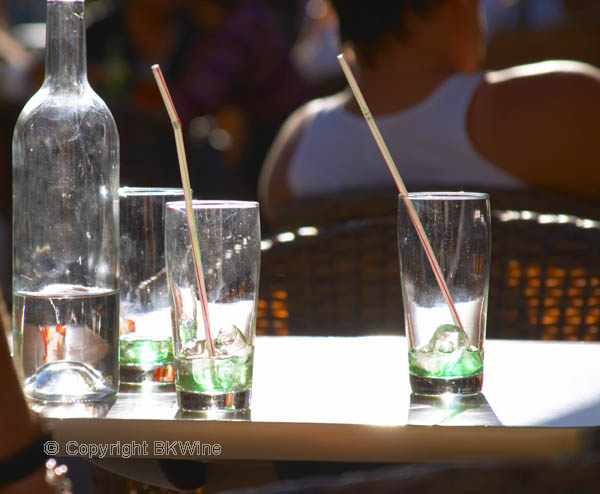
[12,0,119,402]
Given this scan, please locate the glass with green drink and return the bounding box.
[398,192,490,395]
[119,187,184,388]
[165,200,260,412]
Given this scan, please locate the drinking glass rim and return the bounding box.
[119,186,184,197]
[399,191,489,201]
[166,200,259,210]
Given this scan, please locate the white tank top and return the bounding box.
[287,72,524,197]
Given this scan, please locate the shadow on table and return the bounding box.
[535,396,600,428]
[408,392,502,426]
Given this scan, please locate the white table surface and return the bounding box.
[38,336,600,462]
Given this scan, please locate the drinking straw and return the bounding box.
[337,53,463,329]
[151,64,215,356]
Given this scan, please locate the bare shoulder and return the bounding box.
[473,61,600,130]
[485,60,600,83]
[267,96,331,158]
[259,92,347,220]
[468,61,600,197]
[479,61,600,114]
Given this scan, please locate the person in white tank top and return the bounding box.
[287,73,522,198]
[259,0,600,220]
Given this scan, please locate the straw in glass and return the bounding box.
[337,53,463,329]
[151,64,215,356]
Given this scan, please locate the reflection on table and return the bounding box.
[37,336,600,462]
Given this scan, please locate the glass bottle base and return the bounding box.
[24,360,116,403]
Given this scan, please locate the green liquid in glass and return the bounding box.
[409,347,483,378]
[176,347,254,393]
[120,338,173,365]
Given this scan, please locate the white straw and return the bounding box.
[151,64,215,356]
[337,53,463,329]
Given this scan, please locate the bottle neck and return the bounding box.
[44,0,87,89]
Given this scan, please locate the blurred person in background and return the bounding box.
[0,1,37,304]
[86,0,202,192]
[291,0,344,97]
[87,0,195,113]
[86,0,307,200]
[0,0,34,100]
[259,0,600,220]
[2,0,45,24]
[289,0,600,99]
[171,0,307,199]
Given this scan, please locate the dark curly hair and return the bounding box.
[330,0,444,63]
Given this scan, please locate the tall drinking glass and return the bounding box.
[119,187,183,387]
[165,201,260,412]
[398,192,491,395]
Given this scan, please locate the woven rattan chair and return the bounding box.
[267,186,600,233]
[258,188,600,340]
[489,209,600,340]
[258,216,400,336]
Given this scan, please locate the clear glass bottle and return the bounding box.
[12,0,119,402]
